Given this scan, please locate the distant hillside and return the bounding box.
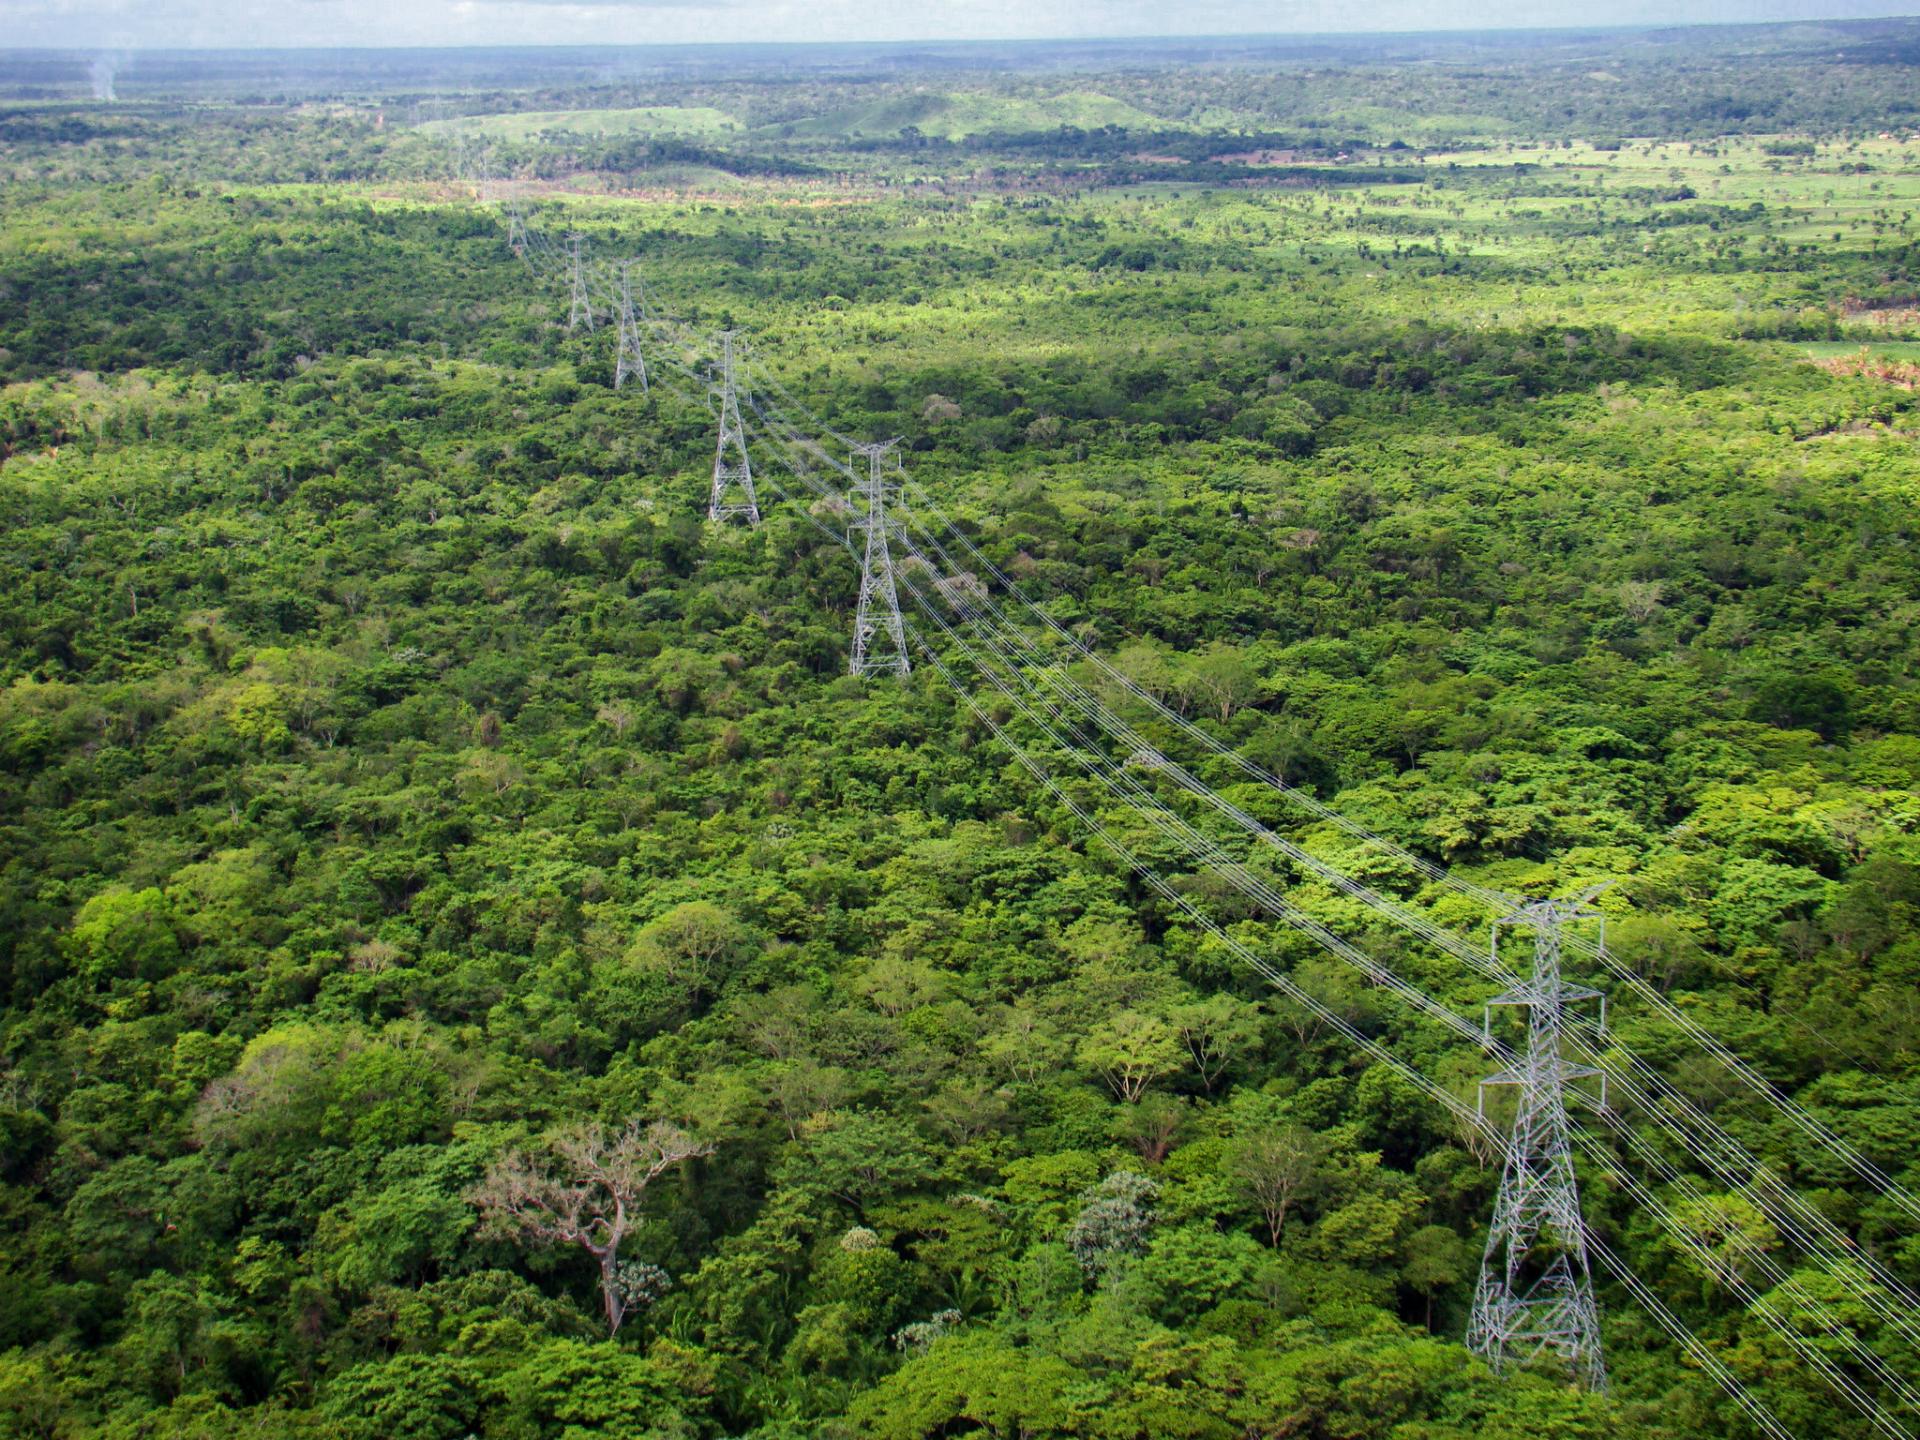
[772,90,1182,140]
[422,106,743,141]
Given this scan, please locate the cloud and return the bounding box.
[457,0,745,6]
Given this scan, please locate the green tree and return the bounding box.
[1402,1223,1473,1328]
[1067,1171,1158,1277]
[794,1110,935,1212]
[1169,993,1263,1093]
[842,1333,1079,1439]
[1078,1010,1182,1103]
[1231,1123,1328,1247]
[65,888,181,985]
[1663,1193,1782,1299]
[627,901,749,1004]
[322,1353,484,1440]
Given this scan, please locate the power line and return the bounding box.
[749,373,1920,1245]
[1585,1231,1797,1440]
[1575,1087,1920,1420]
[437,178,1905,1433]
[741,396,1874,1440]
[759,411,1910,1423]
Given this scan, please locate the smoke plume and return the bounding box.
[90,53,125,102]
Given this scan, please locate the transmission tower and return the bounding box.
[566,234,594,332]
[506,200,530,264]
[613,261,649,394]
[1468,890,1609,1391]
[707,331,760,524]
[848,439,911,679]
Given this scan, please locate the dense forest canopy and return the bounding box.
[1,19,1919,1440]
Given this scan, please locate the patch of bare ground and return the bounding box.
[1813,348,1920,391]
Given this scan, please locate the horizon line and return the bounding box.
[3,12,1917,57]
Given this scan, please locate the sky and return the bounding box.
[1,0,1908,51]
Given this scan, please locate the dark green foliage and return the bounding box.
[0,30,1918,1440]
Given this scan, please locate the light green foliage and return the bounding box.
[1167,992,1262,1092]
[1402,1224,1474,1326]
[1133,1225,1265,1325]
[812,1232,914,1334]
[793,1110,936,1211]
[842,1333,1081,1438]
[1077,1010,1183,1103]
[491,1338,694,1438]
[783,90,1174,141]
[113,1273,255,1405]
[999,1151,1104,1230]
[1662,1193,1783,1298]
[312,1145,478,1292]
[627,900,749,1003]
[423,106,744,142]
[1229,1121,1329,1246]
[226,682,291,750]
[65,888,181,985]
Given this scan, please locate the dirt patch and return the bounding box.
[1812,348,1920,390]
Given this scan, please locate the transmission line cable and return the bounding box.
[1584,1231,1798,1440]
[933,574,1911,1435]
[432,185,1913,1429]
[1582,1132,1914,1440]
[751,391,1920,1292]
[1572,1087,1920,1415]
[908,616,1811,1440]
[744,408,1833,1440]
[796,396,1920,1227]
[748,378,1920,1272]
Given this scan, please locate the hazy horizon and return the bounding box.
[4,0,1913,53]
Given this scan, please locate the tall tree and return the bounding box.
[1231,1123,1328,1247]
[473,1119,711,1334]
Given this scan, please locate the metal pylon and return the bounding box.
[848,439,910,679]
[507,201,530,266]
[613,261,649,394]
[1468,889,1609,1391]
[707,331,760,525]
[566,233,593,332]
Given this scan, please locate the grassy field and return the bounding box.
[1802,340,1920,359]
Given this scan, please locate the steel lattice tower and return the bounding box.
[707,332,760,524]
[566,234,594,332]
[507,201,530,264]
[1468,891,1609,1391]
[848,439,911,678]
[613,261,649,394]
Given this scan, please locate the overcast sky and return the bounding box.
[3,0,1907,51]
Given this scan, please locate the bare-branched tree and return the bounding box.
[1232,1123,1328,1248]
[472,1119,711,1334]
